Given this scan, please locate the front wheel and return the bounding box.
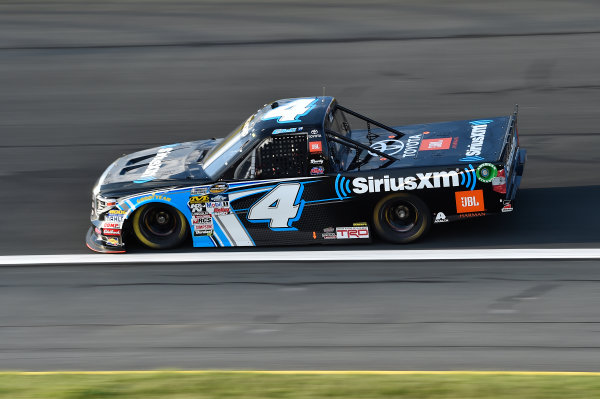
[132,203,188,249]
[372,194,431,244]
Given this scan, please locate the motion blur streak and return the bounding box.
[2,260,600,371]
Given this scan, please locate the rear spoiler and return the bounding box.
[502,104,518,153]
[506,104,518,136]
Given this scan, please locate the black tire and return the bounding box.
[372,193,432,244]
[132,203,188,249]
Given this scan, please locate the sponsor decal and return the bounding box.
[353,222,368,227]
[401,134,423,158]
[310,159,324,165]
[369,139,404,156]
[188,195,210,205]
[476,163,498,183]
[102,228,121,236]
[336,226,369,239]
[108,210,126,214]
[94,227,102,235]
[136,194,171,203]
[308,129,321,139]
[322,233,337,239]
[105,210,126,222]
[207,201,229,208]
[313,231,317,239]
[192,215,212,225]
[194,228,213,236]
[211,207,231,215]
[309,141,322,153]
[273,127,300,134]
[336,164,478,199]
[455,190,485,213]
[452,137,459,149]
[310,166,324,176]
[419,138,451,151]
[191,187,209,195]
[106,237,120,246]
[209,194,229,202]
[193,213,213,236]
[459,120,492,162]
[502,200,513,213]
[323,227,334,233]
[190,204,208,214]
[134,146,175,183]
[209,182,229,194]
[351,171,462,194]
[101,222,121,229]
[434,212,448,223]
[459,212,486,218]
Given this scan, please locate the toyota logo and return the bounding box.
[368,139,404,156]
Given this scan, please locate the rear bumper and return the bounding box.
[507,148,526,201]
[85,226,126,254]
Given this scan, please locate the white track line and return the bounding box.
[1,248,599,266]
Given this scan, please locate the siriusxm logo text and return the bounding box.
[465,120,491,157]
[352,172,460,194]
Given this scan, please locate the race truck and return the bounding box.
[87,96,526,252]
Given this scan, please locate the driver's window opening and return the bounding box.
[326,105,404,172]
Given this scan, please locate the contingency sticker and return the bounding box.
[455,190,485,213]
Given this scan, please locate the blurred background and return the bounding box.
[0,0,599,372]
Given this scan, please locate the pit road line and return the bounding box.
[1,248,599,266]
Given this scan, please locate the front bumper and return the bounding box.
[85,227,126,254]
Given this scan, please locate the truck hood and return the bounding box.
[95,139,221,194]
[350,116,511,169]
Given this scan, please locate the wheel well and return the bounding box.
[127,202,191,244]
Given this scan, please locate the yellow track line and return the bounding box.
[3,370,600,376]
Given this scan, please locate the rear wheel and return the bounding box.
[373,194,431,244]
[132,203,187,249]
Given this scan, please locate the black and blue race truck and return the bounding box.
[87,96,526,252]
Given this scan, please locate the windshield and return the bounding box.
[201,115,257,179]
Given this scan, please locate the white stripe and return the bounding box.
[214,214,254,246]
[1,249,599,266]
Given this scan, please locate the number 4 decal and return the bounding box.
[261,98,318,123]
[247,183,305,230]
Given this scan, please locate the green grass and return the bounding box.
[1,372,600,399]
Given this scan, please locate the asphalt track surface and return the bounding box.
[0,0,599,370]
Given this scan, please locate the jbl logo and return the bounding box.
[455,190,485,213]
[461,196,479,208]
